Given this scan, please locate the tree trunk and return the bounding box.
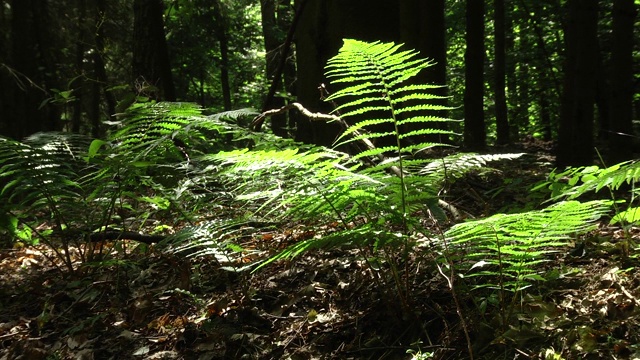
[399,0,448,144]
[556,0,598,167]
[463,0,486,150]
[609,0,636,162]
[211,0,231,111]
[494,0,509,145]
[294,0,398,146]
[595,48,611,142]
[132,0,176,101]
[2,0,61,139]
[91,0,116,138]
[71,0,88,134]
[505,1,519,138]
[261,0,287,136]
[278,0,297,105]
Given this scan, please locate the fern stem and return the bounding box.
[492,226,507,329]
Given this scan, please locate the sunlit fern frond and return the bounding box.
[325,39,458,163]
[257,223,407,270]
[418,152,525,184]
[547,160,640,201]
[444,200,611,291]
[0,133,91,228]
[111,102,213,161]
[201,146,385,222]
[164,219,271,272]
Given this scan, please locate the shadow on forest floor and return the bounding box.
[2,139,640,360]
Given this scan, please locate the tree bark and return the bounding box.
[494,0,509,145]
[505,1,519,138]
[463,0,486,150]
[132,0,176,101]
[399,0,448,144]
[212,0,231,111]
[2,0,61,139]
[609,0,636,162]
[261,0,288,136]
[91,0,117,138]
[557,0,598,167]
[71,0,88,134]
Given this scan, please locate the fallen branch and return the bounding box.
[89,231,166,244]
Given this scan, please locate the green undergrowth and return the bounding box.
[0,39,633,359]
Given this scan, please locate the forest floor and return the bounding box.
[1,139,640,360]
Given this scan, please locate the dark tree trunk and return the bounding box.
[261,0,287,136]
[71,0,88,134]
[399,0,448,144]
[494,0,509,145]
[609,0,636,162]
[463,0,486,150]
[294,0,399,145]
[91,0,116,138]
[212,0,231,111]
[595,48,611,141]
[132,0,175,101]
[539,92,552,141]
[505,1,519,138]
[557,0,598,167]
[278,0,297,104]
[2,0,61,139]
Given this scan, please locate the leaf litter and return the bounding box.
[1,143,640,359]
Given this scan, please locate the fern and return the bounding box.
[0,133,90,223]
[167,219,270,272]
[322,40,457,229]
[183,40,522,270]
[444,200,611,292]
[541,160,640,200]
[325,39,457,159]
[534,160,640,227]
[0,133,95,270]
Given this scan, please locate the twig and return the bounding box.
[260,0,310,115]
[252,102,463,220]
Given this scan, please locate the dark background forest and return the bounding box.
[0,0,638,165]
[1,1,640,360]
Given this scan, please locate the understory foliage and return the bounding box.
[0,39,623,356]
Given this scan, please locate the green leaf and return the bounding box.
[610,206,640,225]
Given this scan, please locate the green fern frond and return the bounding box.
[206,108,258,122]
[165,219,268,270]
[0,133,96,242]
[444,200,611,291]
[546,160,640,201]
[325,39,456,155]
[419,152,524,184]
[257,224,406,269]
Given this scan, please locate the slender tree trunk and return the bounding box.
[557,0,598,167]
[71,0,87,134]
[494,0,509,145]
[609,0,636,162]
[212,0,231,111]
[399,0,448,144]
[132,0,176,101]
[505,1,519,138]
[92,0,116,138]
[463,0,486,150]
[3,0,61,139]
[539,92,552,141]
[278,0,297,105]
[261,0,287,136]
[595,48,611,141]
